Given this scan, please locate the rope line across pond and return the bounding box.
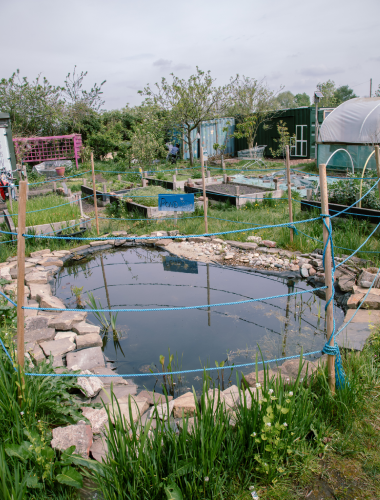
[1,178,380,389]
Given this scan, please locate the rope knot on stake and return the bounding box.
[287,224,298,236]
[321,209,346,389]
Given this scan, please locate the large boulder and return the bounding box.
[172,392,197,418]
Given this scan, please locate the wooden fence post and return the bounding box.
[319,163,335,394]
[200,147,208,233]
[17,181,27,375]
[286,145,293,242]
[91,152,100,236]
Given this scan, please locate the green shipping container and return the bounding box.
[235,107,333,160]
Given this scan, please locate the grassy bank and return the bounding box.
[0,319,379,499]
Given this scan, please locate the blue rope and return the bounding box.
[23,286,327,313]
[0,290,17,307]
[27,170,91,186]
[21,215,323,242]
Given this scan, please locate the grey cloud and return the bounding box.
[123,54,155,61]
[153,59,172,67]
[153,59,190,71]
[299,66,344,77]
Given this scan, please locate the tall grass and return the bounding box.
[7,194,81,227]
[95,348,379,499]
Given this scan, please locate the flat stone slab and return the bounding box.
[25,272,49,284]
[29,283,51,300]
[172,392,197,418]
[55,331,77,342]
[51,422,92,457]
[347,293,380,309]
[72,321,101,335]
[90,367,130,386]
[31,344,46,362]
[92,384,138,405]
[48,311,87,330]
[30,249,51,258]
[66,346,105,371]
[82,407,108,434]
[344,309,380,324]
[4,283,30,296]
[38,294,66,310]
[40,338,76,357]
[76,333,103,349]
[24,327,56,345]
[38,258,64,267]
[337,323,372,351]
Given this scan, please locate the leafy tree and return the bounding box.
[316,80,338,107]
[376,84,380,97]
[334,85,357,105]
[275,91,296,109]
[130,105,166,168]
[294,92,311,107]
[230,76,282,149]
[139,68,235,165]
[0,69,64,136]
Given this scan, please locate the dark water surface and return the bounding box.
[54,247,344,395]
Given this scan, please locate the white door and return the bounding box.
[295,125,307,156]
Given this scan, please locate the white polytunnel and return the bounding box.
[317,97,380,172]
[319,97,380,144]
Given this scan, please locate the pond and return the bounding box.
[54,247,344,396]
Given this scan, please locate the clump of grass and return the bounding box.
[7,194,81,227]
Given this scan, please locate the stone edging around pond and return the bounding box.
[0,231,378,462]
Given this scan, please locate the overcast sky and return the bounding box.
[1,0,379,110]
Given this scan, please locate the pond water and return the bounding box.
[54,247,344,396]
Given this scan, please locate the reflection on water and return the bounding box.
[54,246,344,395]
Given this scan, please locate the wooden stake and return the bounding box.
[200,147,208,233]
[375,145,380,201]
[91,152,99,236]
[17,181,27,374]
[286,145,293,242]
[319,163,335,394]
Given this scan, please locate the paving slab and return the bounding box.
[38,294,66,310]
[40,338,76,357]
[55,331,77,342]
[29,283,52,300]
[92,384,138,405]
[66,346,105,371]
[30,249,51,258]
[90,366,130,386]
[48,311,87,330]
[24,328,56,345]
[337,322,372,351]
[72,321,101,335]
[25,272,49,285]
[137,390,173,405]
[344,309,380,324]
[76,333,103,349]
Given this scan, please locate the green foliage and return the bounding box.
[294,92,311,107]
[327,172,380,210]
[269,120,295,159]
[334,85,358,105]
[316,81,357,108]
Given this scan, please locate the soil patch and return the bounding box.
[205,183,270,195]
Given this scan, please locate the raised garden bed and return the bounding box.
[81,184,138,205]
[300,200,380,224]
[185,182,283,207]
[146,175,218,191]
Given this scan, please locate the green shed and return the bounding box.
[0,112,17,172]
[235,106,333,160]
